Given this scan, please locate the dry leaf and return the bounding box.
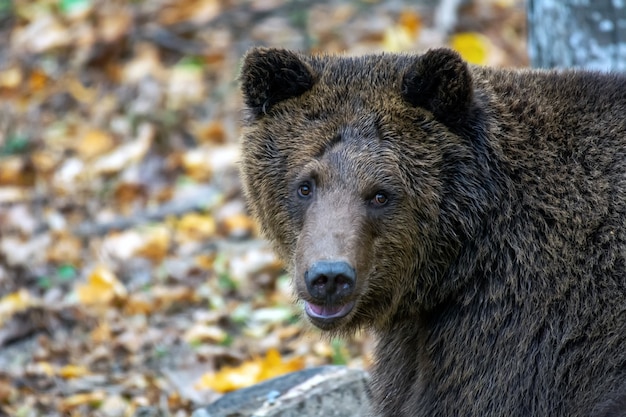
[192,120,226,145]
[91,123,154,176]
[152,285,198,310]
[383,10,421,52]
[134,225,170,262]
[122,44,164,83]
[176,213,217,242]
[91,321,112,344]
[76,265,127,305]
[98,11,132,43]
[124,293,155,315]
[58,364,90,379]
[13,15,72,53]
[67,78,99,105]
[0,289,33,326]
[181,148,213,181]
[0,156,33,186]
[59,392,106,412]
[183,323,227,344]
[221,213,255,238]
[0,186,29,203]
[450,32,491,65]
[195,348,304,393]
[167,65,206,109]
[0,67,22,90]
[46,232,83,265]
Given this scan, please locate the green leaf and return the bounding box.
[331,338,348,365]
[57,264,77,281]
[59,0,91,15]
[0,134,29,156]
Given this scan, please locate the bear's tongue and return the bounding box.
[305,301,354,319]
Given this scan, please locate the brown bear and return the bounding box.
[238,47,626,417]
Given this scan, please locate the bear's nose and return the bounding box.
[305,260,355,303]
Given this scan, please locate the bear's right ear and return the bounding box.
[401,48,474,127]
[241,48,316,117]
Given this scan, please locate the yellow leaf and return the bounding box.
[134,225,170,261]
[258,348,305,382]
[31,361,55,377]
[383,9,421,52]
[74,129,115,160]
[181,148,214,181]
[191,120,226,145]
[0,289,33,326]
[46,232,82,265]
[91,321,112,343]
[450,32,491,65]
[76,266,127,305]
[176,213,217,242]
[58,365,90,379]
[398,9,422,38]
[221,214,256,238]
[382,26,414,52]
[195,349,304,393]
[124,293,155,315]
[59,392,106,412]
[67,78,98,105]
[183,323,227,344]
[0,67,22,89]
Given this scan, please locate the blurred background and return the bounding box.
[0,0,526,415]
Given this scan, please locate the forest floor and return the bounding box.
[0,0,526,415]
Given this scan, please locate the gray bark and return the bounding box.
[528,0,626,70]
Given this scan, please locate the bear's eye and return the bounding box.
[371,192,388,207]
[297,182,312,198]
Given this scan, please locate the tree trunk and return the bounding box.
[527,0,626,70]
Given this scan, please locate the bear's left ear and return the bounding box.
[401,48,473,127]
[241,48,316,117]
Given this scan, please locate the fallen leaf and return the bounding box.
[0,67,22,90]
[383,10,421,51]
[134,225,170,262]
[59,391,106,412]
[191,120,226,145]
[221,213,255,238]
[0,289,33,327]
[91,123,154,176]
[450,32,491,65]
[58,364,90,379]
[46,232,83,266]
[91,321,112,343]
[76,265,127,305]
[0,156,33,186]
[183,323,227,344]
[67,78,99,105]
[13,15,73,54]
[195,348,304,393]
[176,213,217,242]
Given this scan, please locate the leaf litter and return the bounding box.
[0,0,526,415]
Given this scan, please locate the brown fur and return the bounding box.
[239,47,626,417]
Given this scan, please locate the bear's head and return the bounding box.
[240,48,497,333]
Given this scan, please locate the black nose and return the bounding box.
[305,260,356,303]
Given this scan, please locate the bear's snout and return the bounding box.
[305,260,355,302]
[303,260,356,324]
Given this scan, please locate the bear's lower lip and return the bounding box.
[304,301,355,322]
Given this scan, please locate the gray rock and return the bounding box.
[192,365,373,417]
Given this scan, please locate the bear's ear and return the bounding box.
[401,48,473,127]
[241,48,316,117]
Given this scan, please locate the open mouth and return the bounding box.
[304,300,355,321]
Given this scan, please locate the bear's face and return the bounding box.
[240,48,484,332]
